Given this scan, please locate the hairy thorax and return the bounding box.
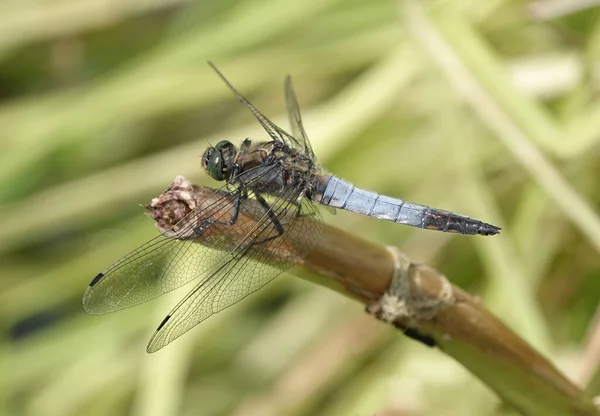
[233,140,316,197]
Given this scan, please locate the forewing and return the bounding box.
[285,75,315,158]
[83,166,283,314]
[208,62,304,151]
[146,189,323,352]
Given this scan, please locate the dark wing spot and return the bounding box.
[89,273,104,287]
[156,314,172,331]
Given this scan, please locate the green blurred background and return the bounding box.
[2,0,600,415]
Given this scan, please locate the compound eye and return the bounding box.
[201,147,215,171]
[203,140,237,181]
[215,140,234,151]
[206,148,225,181]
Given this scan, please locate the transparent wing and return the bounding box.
[147,188,323,352]
[82,165,288,314]
[285,75,315,159]
[208,62,306,152]
[283,75,337,215]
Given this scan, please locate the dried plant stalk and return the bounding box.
[147,176,599,416]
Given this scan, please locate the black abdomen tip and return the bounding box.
[478,223,502,236]
[89,272,104,287]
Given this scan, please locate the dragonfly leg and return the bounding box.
[196,189,245,233]
[249,192,285,246]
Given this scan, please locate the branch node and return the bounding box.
[366,246,455,326]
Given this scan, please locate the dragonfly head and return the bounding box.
[202,140,238,181]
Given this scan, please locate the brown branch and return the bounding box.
[147,176,599,416]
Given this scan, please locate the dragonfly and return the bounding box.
[83,63,501,352]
